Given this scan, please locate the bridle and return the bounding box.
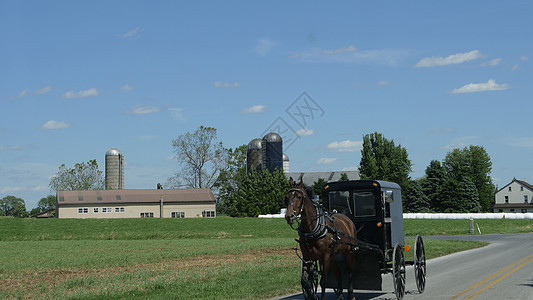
[286,187,329,242]
[285,188,307,227]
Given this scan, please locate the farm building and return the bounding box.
[493,179,533,213]
[56,188,216,219]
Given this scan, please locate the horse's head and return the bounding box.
[284,177,307,225]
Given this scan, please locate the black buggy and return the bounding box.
[301,180,426,300]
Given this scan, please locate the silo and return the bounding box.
[105,148,124,190]
[283,153,290,173]
[247,138,263,172]
[261,132,283,173]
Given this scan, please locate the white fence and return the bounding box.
[259,210,533,219]
[403,213,533,219]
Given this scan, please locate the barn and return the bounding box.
[56,188,216,218]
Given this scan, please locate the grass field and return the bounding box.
[0,217,531,299]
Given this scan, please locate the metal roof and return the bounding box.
[106,148,122,156]
[57,188,216,205]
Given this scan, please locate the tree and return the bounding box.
[168,126,227,189]
[215,145,247,214]
[38,195,56,211]
[437,176,481,213]
[442,146,495,211]
[0,195,28,218]
[222,167,290,217]
[420,160,447,211]
[339,173,349,181]
[403,180,431,213]
[312,178,328,199]
[359,132,412,192]
[49,159,104,192]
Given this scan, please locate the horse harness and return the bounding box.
[288,188,354,248]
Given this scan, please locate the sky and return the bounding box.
[1,1,532,209]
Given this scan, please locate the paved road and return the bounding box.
[275,233,533,300]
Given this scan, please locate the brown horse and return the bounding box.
[285,178,357,300]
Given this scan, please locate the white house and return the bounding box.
[493,179,533,213]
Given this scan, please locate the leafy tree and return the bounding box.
[168,126,227,189]
[0,195,28,218]
[38,195,56,212]
[215,145,247,214]
[312,178,328,199]
[222,167,289,217]
[49,159,104,192]
[359,132,412,192]
[403,180,431,213]
[442,146,495,211]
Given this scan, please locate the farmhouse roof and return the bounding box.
[57,188,216,205]
[496,179,533,194]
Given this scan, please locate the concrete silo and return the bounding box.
[247,138,263,172]
[261,132,283,173]
[105,148,124,190]
[283,153,290,173]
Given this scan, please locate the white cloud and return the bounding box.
[511,64,519,71]
[41,120,72,130]
[35,86,52,94]
[168,107,186,122]
[318,157,337,164]
[121,84,134,91]
[451,79,510,94]
[481,58,501,67]
[17,89,29,98]
[117,27,143,38]
[253,38,278,56]
[322,45,357,55]
[327,140,363,152]
[377,80,390,87]
[0,145,27,151]
[291,47,408,66]
[521,55,529,61]
[241,105,266,114]
[503,136,533,148]
[63,88,98,99]
[1,186,24,194]
[126,104,160,115]
[214,81,240,88]
[415,50,484,67]
[296,128,314,136]
[33,185,49,191]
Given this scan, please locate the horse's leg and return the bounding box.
[320,255,329,300]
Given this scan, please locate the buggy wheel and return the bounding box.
[414,234,427,294]
[301,260,319,300]
[392,243,406,300]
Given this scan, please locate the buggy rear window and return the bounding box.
[328,191,352,214]
[353,191,376,217]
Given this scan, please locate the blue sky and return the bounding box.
[1,1,532,209]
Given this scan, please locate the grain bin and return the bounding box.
[105,148,124,190]
[247,138,263,172]
[261,132,283,173]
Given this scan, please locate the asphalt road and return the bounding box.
[275,233,533,300]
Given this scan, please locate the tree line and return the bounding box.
[0,126,496,217]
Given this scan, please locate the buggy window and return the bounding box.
[353,191,376,217]
[328,191,352,214]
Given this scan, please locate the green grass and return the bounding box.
[0,217,530,299]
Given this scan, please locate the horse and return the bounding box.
[284,177,357,300]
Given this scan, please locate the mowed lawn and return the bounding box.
[0,217,531,299]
